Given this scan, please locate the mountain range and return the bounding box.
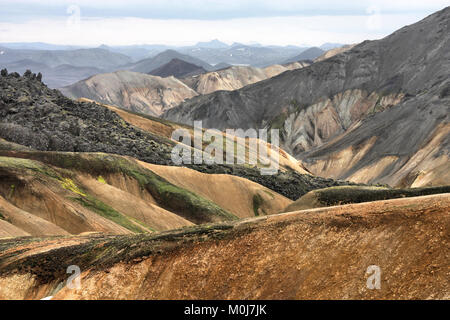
[0,41,332,88]
[163,7,450,188]
[60,60,311,115]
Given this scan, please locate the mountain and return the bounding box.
[182,61,310,95]
[283,47,325,63]
[212,62,232,70]
[148,58,206,78]
[163,7,450,188]
[0,42,85,50]
[0,47,133,88]
[0,47,132,69]
[1,59,104,88]
[60,70,199,116]
[179,44,307,67]
[320,43,345,50]
[195,39,229,48]
[99,44,173,61]
[127,49,213,73]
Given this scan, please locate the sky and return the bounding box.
[0,0,448,46]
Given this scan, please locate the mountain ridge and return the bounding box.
[162,7,450,187]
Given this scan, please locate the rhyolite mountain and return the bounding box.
[163,7,450,187]
[182,61,310,95]
[60,70,199,116]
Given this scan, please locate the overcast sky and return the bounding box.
[0,0,448,46]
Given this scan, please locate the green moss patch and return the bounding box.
[252,194,266,217]
[0,156,61,180]
[71,194,146,234]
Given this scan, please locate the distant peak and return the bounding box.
[195,39,229,48]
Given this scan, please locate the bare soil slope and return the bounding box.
[0,193,448,299]
[140,162,292,218]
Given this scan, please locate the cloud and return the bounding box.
[0,12,429,46]
[1,0,448,20]
[0,1,446,46]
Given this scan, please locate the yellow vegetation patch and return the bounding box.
[60,178,86,196]
[97,176,107,184]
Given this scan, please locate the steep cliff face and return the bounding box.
[163,7,450,187]
[61,70,199,116]
[0,193,448,300]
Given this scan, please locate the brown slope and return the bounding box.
[0,195,69,237]
[0,220,30,238]
[0,193,448,299]
[138,162,292,218]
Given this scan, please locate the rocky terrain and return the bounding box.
[0,193,448,299]
[163,7,450,187]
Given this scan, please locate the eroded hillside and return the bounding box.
[60,70,199,116]
[0,193,448,299]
